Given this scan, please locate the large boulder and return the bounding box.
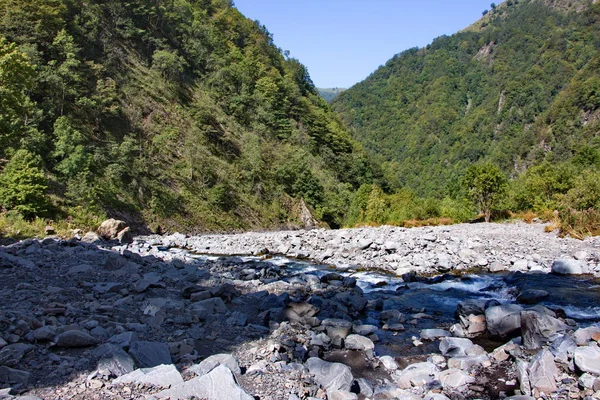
[155,364,252,400]
[395,362,438,389]
[521,309,567,350]
[573,345,600,375]
[439,337,475,357]
[485,304,524,339]
[307,357,353,392]
[128,341,172,368]
[528,349,558,395]
[113,364,183,388]
[551,259,586,275]
[54,331,99,348]
[97,218,128,241]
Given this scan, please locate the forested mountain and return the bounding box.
[0,0,375,232]
[317,88,346,103]
[334,0,600,199]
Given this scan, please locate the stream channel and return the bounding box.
[172,248,600,362]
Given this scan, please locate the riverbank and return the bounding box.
[0,222,599,399]
[145,222,600,277]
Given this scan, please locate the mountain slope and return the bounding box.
[0,0,374,232]
[333,0,600,198]
[318,87,346,103]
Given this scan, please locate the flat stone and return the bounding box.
[155,364,253,400]
[128,341,171,368]
[307,357,353,392]
[109,332,138,349]
[438,368,475,389]
[574,345,600,375]
[113,364,183,388]
[55,331,98,348]
[420,329,451,340]
[528,349,558,394]
[189,354,241,376]
[353,324,377,336]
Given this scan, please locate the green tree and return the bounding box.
[0,37,35,156]
[0,149,49,218]
[461,163,507,222]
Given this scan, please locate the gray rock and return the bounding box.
[54,331,99,348]
[307,357,353,392]
[226,311,248,326]
[196,297,227,314]
[352,324,377,336]
[155,364,253,400]
[574,325,600,345]
[32,326,56,341]
[551,259,586,275]
[189,354,241,376]
[356,377,374,397]
[485,304,523,338]
[322,319,353,340]
[516,359,532,396]
[68,264,92,274]
[420,329,451,340]
[109,331,138,349]
[0,366,31,385]
[81,231,101,243]
[549,334,577,364]
[528,349,558,394]
[574,345,600,375]
[0,344,33,367]
[395,362,438,389]
[344,334,374,357]
[517,290,550,305]
[379,355,399,371]
[0,252,36,269]
[113,364,183,388]
[93,344,135,378]
[438,368,475,389]
[128,341,172,368]
[447,354,491,371]
[521,309,566,350]
[328,391,358,400]
[439,337,475,357]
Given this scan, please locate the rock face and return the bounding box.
[574,345,600,375]
[528,349,558,394]
[521,309,566,350]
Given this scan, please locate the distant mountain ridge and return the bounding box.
[318,87,347,103]
[333,0,600,197]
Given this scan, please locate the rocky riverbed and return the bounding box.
[0,221,599,400]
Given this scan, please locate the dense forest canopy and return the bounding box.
[334,0,600,197]
[0,0,376,232]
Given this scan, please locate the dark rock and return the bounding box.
[128,341,172,368]
[93,344,135,378]
[0,344,33,367]
[517,290,550,305]
[55,331,99,348]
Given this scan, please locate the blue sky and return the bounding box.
[234,0,500,88]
